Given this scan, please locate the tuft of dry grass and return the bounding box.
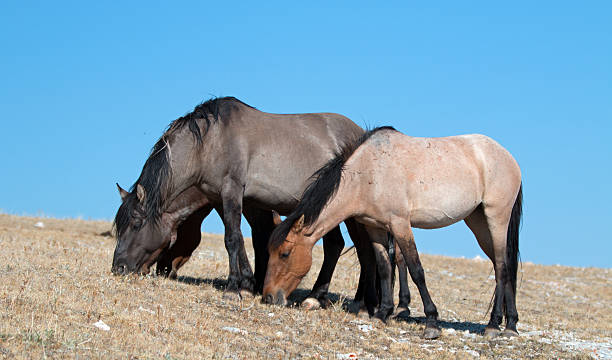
[0,214,610,359]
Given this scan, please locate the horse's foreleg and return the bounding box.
[243,207,274,294]
[391,219,440,339]
[220,180,254,296]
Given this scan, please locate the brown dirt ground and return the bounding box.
[0,214,610,359]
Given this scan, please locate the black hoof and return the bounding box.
[394,306,410,319]
[347,300,363,314]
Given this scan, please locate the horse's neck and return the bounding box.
[306,176,357,242]
[162,132,208,212]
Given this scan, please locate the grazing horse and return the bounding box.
[263,127,522,339]
[111,96,379,306]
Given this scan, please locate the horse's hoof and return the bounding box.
[502,328,519,337]
[373,311,389,324]
[484,327,501,338]
[301,297,321,310]
[346,300,363,314]
[168,270,178,280]
[394,306,410,319]
[423,326,441,340]
[356,307,370,320]
[222,291,241,302]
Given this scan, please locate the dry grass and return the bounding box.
[0,214,610,359]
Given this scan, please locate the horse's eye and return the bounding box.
[280,250,291,259]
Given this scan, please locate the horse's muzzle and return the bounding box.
[263,290,286,306]
[111,263,128,275]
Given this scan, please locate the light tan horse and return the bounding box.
[263,127,522,340]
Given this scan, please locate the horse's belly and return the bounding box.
[410,207,475,229]
[408,191,480,229]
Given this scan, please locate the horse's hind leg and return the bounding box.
[243,207,275,294]
[391,218,440,339]
[156,205,212,279]
[465,204,518,337]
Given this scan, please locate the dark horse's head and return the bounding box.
[111,97,229,275]
[112,183,170,275]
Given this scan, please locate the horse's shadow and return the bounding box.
[393,312,486,334]
[173,275,485,334]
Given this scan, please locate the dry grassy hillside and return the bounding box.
[0,214,610,359]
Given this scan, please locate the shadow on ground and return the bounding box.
[172,275,486,333]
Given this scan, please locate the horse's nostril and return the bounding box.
[112,264,127,275]
[264,294,274,304]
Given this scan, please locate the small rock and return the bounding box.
[34,222,45,229]
[336,353,358,359]
[93,320,110,331]
[357,324,373,333]
[138,306,155,314]
[221,326,248,335]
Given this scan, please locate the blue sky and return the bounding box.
[1,2,610,268]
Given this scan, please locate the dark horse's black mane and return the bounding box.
[269,126,397,250]
[114,97,254,237]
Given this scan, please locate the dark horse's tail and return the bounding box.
[506,184,523,296]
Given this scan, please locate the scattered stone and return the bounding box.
[357,324,373,333]
[93,319,110,331]
[138,306,155,314]
[221,326,248,335]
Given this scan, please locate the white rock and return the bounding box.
[357,324,373,333]
[221,326,248,335]
[93,320,110,331]
[34,222,45,228]
[138,306,155,314]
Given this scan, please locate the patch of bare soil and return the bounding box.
[0,214,610,359]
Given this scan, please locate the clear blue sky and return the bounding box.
[1,2,610,268]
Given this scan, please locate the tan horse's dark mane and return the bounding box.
[269,126,397,251]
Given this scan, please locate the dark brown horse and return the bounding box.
[112,97,383,307]
[264,127,522,339]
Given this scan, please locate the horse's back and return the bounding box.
[226,107,363,212]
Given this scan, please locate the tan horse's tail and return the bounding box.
[506,184,523,295]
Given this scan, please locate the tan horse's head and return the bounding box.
[263,214,314,306]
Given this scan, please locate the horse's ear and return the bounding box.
[116,183,129,202]
[292,214,305,233]
[136,184,146,204]
[272,211,282,226]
